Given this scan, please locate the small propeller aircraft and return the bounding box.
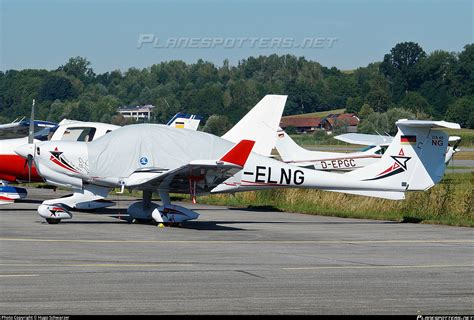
[0,100,202,207]
[276,129,461,171]
[14,94,288,223]
[15,92,459,224]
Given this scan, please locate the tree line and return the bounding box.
[0,42,472,135]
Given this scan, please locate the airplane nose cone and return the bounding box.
[14,143,35,159]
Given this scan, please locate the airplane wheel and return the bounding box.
[46,218,61,224]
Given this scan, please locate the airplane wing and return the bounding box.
[0,119,57,140]
[124,140,255,193]
[0,121,22,130]
[334,133,393,146]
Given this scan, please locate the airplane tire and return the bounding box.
[46,218,61,224]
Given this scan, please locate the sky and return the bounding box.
[1,0,473,73]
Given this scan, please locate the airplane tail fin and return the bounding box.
[346,120,460,191]
[275,128,342,163]
[222,95,287,157]
[275,128,314,162]
[167,113,202,130]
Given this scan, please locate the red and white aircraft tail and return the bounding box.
[282,120,461,199]
[337,120,460,198]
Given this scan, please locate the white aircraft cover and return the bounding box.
[87,124,234,179]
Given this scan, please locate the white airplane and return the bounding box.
[276,128,461,171]
[3,95,283,209]
[276,128,383,171]
[0,105,202,206]
[335,133,461,165]
[13,94,287,223]
[15,98,459,225]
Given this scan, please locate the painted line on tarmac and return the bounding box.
[283,264,474,271]
[0,274,39,278]
[0,263,192,268]
[0,238,473,244]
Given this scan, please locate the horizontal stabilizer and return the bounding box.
[334,133,393,146]
[396,119,461,129]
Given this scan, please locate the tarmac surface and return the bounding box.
[0,188,473,315]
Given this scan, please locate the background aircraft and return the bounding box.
[0,118,57,140]
[167,113,203,131]
[276,128,383,171]
[276,127,461,171]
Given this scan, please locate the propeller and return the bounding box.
[446,136,462,168]
[451,136,462,153]
[24,100,35,182]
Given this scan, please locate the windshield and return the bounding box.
[34,126,59,141]
[60,127,96,142]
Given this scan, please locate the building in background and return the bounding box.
[280,117,322,133]
[321,113,360,133]
[280,113,360,134]
[118,105,155,121]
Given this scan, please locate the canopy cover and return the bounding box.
[87,124,234,178]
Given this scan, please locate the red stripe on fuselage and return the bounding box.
[50,157,80,174]
[0,155,42,182]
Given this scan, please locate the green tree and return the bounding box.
[445,96,474,128]
[385,108,416,132]
[358,103,374,119]
[345,96,363,113]
[357,112,390,134]
[285,126,297,134]
[399,91,432,114]
[452,44,474,97]
[380,42,427,100]
[39,75,78,101]
[358,108,415,135]
[202,114,232,136]
[58,56,95,83]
